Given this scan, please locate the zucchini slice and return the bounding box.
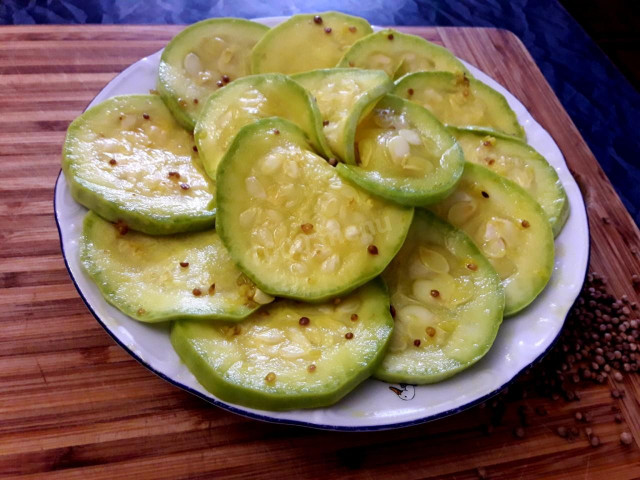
[394,72,526,140]
[216,117,414,302]
[428,163,554,316]
[81,212,272,323]
[157,18,269,130]
[171,279,393,410]
[338,29,470,79]
[62,95,215,235]
[376,210,504,384]
[194,73,331,178]
[292,68,392,162]
[251,12,372,75]
[449,127,569,236]
[336,94,464,206]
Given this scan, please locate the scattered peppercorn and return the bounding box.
[351,314,359,321]
[192,288,202,297]
[114,220,128,235]
[180,183,190,190]
[426,326,436,337]
[109,158,117,166]
[299,316,310,326]
[137,308,146,316]
[308,364,316,373]
[313,15,323,24]
[430,289,440,298]
[323,120,329,127]
[273,129,280,135]
[407,88,414,96]
[345,332,354,340]
[216,80,224,87]
[193,146,198,152]
[575,412,583,421]
[208,283,216,295]
[168,171,180,179]
[180,262,189,268]
[265,372,276,382]
[328,158,338,167]
[522,220,530,228]
[414,339,421,347]
[301,223,314,234]
[556,426,568,438]
[193,98,199,104]
[367,245,379,255]
[222,74,230,83]
[390,305,396,318]
[324,27,332,34]
[143,113,150,120]
[620,432,633,445]
[387,33,394,40]
[349,26,357,32]
[590,435,600,447]
[467,263,478,271]
[481,191,490,198]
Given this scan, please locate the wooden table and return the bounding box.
[1,25,640,479]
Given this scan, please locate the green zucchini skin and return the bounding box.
[375,210,504,384]
[194,73,332,179]
[336,94,464,206]
[428,162,555,316]
[338,29,470,79]
[448,126,569,236]
[216,117,414,302]
[291,68,393,163]
[80,212,266,323]
[251,12,373,75]
[157,18,269,130]
[171,279,394,410]
[394,71,526,140]
[62,95,216,235]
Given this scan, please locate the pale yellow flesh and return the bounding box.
[179,282,391,395]
[428,164,554,315]
[160,20,267,122]
[81,212,269,322]
[66,96,213,218]
[195,76,322,177]
[252,13,372,74]
[356,104,450,180]
[293,69,390,161]
[378,212,503,381]
[451,129,568,234]
[339,30,469,79]
[395,74,524,138]
[218,120,413,299]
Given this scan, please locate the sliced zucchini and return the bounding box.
[157,18,269,130]
[216,117,414,302]
[171,279,393,410]
[292,68,392,162]
[194,73,331,178]
[336,94,464,206]
[81,212,271,323]
[376,210,504,384]
[428,163,554,316]
[338,29,470,79]
[62,95,215,235]
[394,72,525,140]
[251,12,373,75]
[449,127,569,236]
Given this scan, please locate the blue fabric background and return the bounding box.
[2,0,639,225]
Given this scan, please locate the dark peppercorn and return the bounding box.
[180,262,189,268]
[313,15,322,24]
[345,332,354,340]
[299,316,310,326]
[368,245,379,255]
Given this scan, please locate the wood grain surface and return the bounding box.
[1,25,640,479]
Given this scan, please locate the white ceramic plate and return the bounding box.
[54,17,589,431]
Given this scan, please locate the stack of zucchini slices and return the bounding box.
[62,12,569,411]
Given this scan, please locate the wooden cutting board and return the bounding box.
[1,25,640,479]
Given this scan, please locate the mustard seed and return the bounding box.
[308,364,316,373]
[192,288,202,297]
[265,372,276,382]
[426,326,436,337]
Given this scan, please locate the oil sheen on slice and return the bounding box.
[338,29,470,79]
[216,117,414,302]
[62,94,215,235]
[194,73,331,178]
[449,127,569,236]
[394,72,525,140]
[376,210,504,384]
[171,279,394,410]
[292,68,392,163]
[81,212,273,323]
[251,12,373,75]
[428,163,554,316]
[336,94,464,206]
[157,18,269,130]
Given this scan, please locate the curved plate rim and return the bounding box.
[54,16,590,431]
